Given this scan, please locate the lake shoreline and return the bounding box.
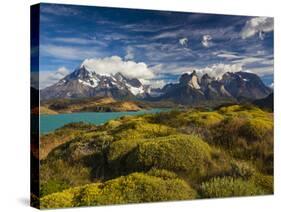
[40,108,169,134]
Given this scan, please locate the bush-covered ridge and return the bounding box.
[39,104,273,208]
[40,171,196,208]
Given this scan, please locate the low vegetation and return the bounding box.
[38,104,273,208]
[41,171,196,208]
[40,97,177,113]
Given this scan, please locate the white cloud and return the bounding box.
[124,46,134,60]
[201,35,212,47]
[241,17,273,39]
[40,67,70,89]
[179,37,188,46]
[140,79,166,89]
[217,53,241,59]
[192,61,273,79]
[259,31,265,40]
[81,56,155,80]
[150,80,166,88]
[195,63,243,79]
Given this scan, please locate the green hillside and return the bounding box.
[39,104,273,209]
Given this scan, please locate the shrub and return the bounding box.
[107,138,147,176]
[40,160,92,193]
[40,187,81,209]
[210,117,246,147]
[60,122,96,131]
[183,111,224,127]
[40,172,196,208]
[47,131,113,163]
[40,127,83,160]
[127,134,212,176]
[251,174,273,194]
[149,110,183,127]
[113,120,176,140]
[218,105,242,114]
[230,160,256,179]
[93,172,196,204]
[76,183,102,206]
[107,139,144,163]
[103,119,122,130]
[40,180,69,197]
[200,177,265,198]
[147,168,178,180]
[240,118,273,141]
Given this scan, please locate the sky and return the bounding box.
[37,3,274,89]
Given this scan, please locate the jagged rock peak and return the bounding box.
[179,70,200,89]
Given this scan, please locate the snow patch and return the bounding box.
[126,83,145,95]
[78,79,99,88]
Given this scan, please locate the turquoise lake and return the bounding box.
[40,108,166,134]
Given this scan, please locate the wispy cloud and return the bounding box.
[124,46,135,60]
[41,4,80,16]
[241,17,273,39]
[201,35,213,48]
[40,44,101,60]
[231,57,268,65]
[179,37,188,46]
[52,37,108,47]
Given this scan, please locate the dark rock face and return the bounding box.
[221,72,271,99]
[253,93,273,111]
[156,71,271,105]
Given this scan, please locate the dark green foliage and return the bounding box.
[60,122,96,131]
[40,160,92,197]
[40,180,69,197]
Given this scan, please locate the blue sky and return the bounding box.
[37,3,274,88]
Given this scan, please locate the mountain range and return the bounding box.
[41,61,272,105]
[41,64,150,100]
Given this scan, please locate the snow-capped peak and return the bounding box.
[63,63,150,97]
